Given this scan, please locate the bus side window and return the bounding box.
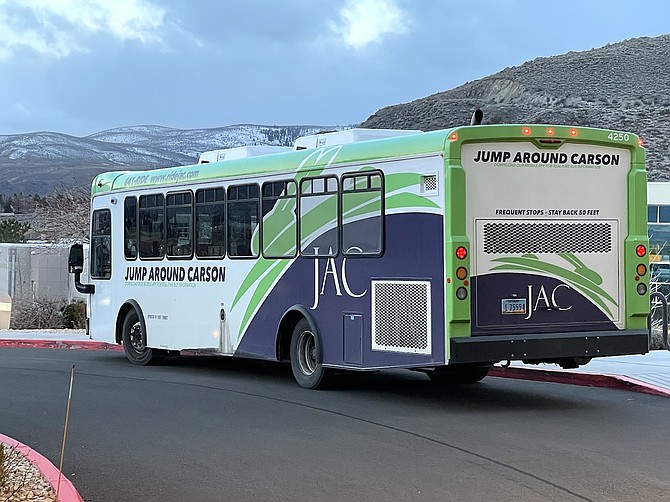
[299,175,338,257]
[261,180,297,258]
[195,188,225,258]
[228,184,259,258]
[124,197,138,260]
[166,191,193,259]
[341,172,384,256]
[139,194,165,259]
[91,209,112,279]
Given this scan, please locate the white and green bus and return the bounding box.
[69,118,650,388]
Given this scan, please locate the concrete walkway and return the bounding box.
[491,351,670,397]
[1,329,670,397]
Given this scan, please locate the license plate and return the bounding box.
[501,298,527,315]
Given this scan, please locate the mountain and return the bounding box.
[0,125,344,195]
[2,34,670,195]
[362,34,670,181]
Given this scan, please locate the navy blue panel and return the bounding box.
[236,213,446,367]
[471,273,617,335]
[343,314,363,365]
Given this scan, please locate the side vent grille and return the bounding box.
[372,280,431,354]
[421,175,438,194]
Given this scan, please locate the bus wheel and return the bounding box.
[290,319,333,389]
[427,365,490,385]
[122,309,163,366]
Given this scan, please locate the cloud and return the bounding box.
[0,0,167,61]
[331,0,410,49]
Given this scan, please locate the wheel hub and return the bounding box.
[297,330,317,376]
[129,322,145,352]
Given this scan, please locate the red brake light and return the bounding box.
[636,245,647,257]
[456,246,467,260]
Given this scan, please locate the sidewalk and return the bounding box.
[1,329,670,397]
[491,351,670,397]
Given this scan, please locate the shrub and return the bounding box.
[8,297,88,330]
[61,301,87,329]
[0,444,5,489]
[9,297,67,330]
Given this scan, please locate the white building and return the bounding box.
[0,243,88,303]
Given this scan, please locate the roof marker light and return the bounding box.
[569,128,578,137]
[546,128,555,136]
[638,137,645,147]
[449,132,458,141]
[522,127,531,136]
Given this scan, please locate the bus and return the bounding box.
[68,117,651,389]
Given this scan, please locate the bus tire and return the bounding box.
[290,318,333,389]
[121,309,163,366]
[427,365,490,385]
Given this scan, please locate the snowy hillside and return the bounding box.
[0,124,345,195]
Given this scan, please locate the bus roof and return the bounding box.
[90,124,644,196]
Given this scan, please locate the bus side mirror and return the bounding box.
[68,244,95,294]
[68,244,85,274]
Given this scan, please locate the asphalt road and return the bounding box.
[1,348,669,502]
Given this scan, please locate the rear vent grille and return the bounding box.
[372,280,431,354]
[483,222,613,254]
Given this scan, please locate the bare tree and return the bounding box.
[31,185,90,242]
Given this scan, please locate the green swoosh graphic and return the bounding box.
[232,147,343,309]
[386,192,439,211]
[233,162,440,338]
[557,253,603,285]
[490,255,615,317]
[239,259,289,338]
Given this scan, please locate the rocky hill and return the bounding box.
[2,34,669,195]
[362,34,670,180]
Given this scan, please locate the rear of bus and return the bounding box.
[445,125,649,367]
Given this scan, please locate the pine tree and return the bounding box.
[0,219,31,243]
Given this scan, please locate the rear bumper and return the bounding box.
[449,330,649,364]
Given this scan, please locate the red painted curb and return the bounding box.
[489,366,670,398]
[2,338,669,398]
[0,339,123,351]
[0,433,84,502]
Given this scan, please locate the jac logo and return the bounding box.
[310,247,367,310]
[525,283,572,320]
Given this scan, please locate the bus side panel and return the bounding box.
[236,212,446,369]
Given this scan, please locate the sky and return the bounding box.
[0,0,668,137]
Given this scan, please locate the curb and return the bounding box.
[489,366,670,398]
[2,338,669,398]
[0,339,123,351]
[0,433,85,502]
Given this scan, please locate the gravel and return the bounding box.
[1,443,56,502]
